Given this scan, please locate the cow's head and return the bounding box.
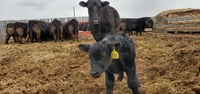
[78,41,121,78]
[145,17,153,28]
[79,0,109,25]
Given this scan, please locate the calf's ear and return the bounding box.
[78,44,91,53]
[79,1,88,7]
[101,1,109,6]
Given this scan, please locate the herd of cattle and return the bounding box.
[5,19,79,44]
[120,17,153,36]
[4,0,154,93]
[4,17,153,44]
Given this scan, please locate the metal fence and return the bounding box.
[0,17,89,40]
[166,15,200,24]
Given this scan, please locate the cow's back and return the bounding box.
[102,6,120,31]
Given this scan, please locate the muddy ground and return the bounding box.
[0,32,200,94]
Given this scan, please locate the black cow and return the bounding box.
[79,22,90,31]
[120,18,137,35]
[79,34,140,94]
[14,22,28,44]
[50,19,63,42]
[135,17,153,36]
[120,17,153,36]
[5,23,17,44]
[79,0,120,42]
[27,20,51,42]
[63,19,79,41]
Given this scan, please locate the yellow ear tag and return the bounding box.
[111,47,119,59]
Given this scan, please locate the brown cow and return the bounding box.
[14,22,28,44]
[5,23,17,44]
[64,19,79,41]
[50,19,63,42]
[27,20,50,42]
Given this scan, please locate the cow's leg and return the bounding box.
[59,32,64,42]
[36,35,41,42]
[18,37,22,44]
[124,30,128,35]
[105,71,115,94]
[74,32,79,42]
[5,35,11,44]
[56,30,60,41]
[53,34,56,42]
[60,27,64,42]
[139,31,142,36]
[71,34,75,41]
[57,29,61,41]
[60,34,64,42]
[128,31,132,35]
[123,30,126,34]
[126,68,140,94]
[76,34,79,42]
[36,31,41,42]
[136,31,138,36]
[58,29,61,41]
[54,30,58,41]
[118,72,124,81]
[30,31,35,42]
[12,35,18,43]
[52,31,57,42]
[26,32,30,43]
[18,35,23,44]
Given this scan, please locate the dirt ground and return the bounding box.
[0,31,199,94]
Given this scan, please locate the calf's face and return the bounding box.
[79,0,109,24]
[79,41,121,78]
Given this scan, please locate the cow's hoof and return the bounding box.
[118,73,124,81]
[118,77,123,81]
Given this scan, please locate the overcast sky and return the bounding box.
[0,0,200,20]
